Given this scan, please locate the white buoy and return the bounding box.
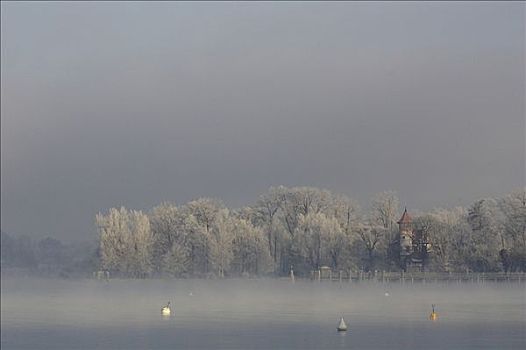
[189,292,193,297]
[384,291,390,297]
[161,301,171,316]
[337,317,347,332]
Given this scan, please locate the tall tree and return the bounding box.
[149,202,179,272]
[231,218,272,276]
[466,199,501,272]
[370,191,400,267]
[96,207,153,277]
[184,198,225,274]
[498,188,526,271]
[254,187,283,266]
[209,210,234,277]
[356,223,385,271]
[96,207,132,274]
[370,191,400,231]
[424,207,467,271]
[294,212,344,272]
[128,210,154,277]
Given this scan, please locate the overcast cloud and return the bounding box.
[1,2,524,241]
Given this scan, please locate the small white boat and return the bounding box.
[337,317,347,331]
[161,302,171,316]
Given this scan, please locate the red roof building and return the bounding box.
[397,207,431,272]
[397,207,412,224]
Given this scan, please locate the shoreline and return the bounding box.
[2,270,525,285]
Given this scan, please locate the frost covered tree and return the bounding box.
[277,187,333,236]
[370,191,400,231]
[184,198,224,275]
[96,207,131,274]
[325,218,353,271]
[179,198,236,277]
[162,241,188,277]
[186,198,223,233]
[92,187,526,278]
[293,212,344,272]
[96,207,153,277]
[128,210,154,277]
[465,199,502,271]
[149,202,179,272]
[294,213,326,270]
[274,186,334,273]
[176,213,206,275]
[355,223,385,271]
[231,217,272,276]
[331,194,360,235]
[209,210,234,277]
[421,207,468,271]
[498,188,526,271]
[370,191,400,267]
[254,187,283,266]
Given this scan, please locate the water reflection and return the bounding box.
[338,328,348,348]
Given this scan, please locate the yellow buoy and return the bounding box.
[429,304,438,321]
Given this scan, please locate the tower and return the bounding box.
[398,208,413,257]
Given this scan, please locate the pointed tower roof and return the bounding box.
[397,207,412,224]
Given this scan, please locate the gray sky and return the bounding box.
[1,2,524,241]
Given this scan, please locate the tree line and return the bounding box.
[96,187,526,278]
[0,232,97,278]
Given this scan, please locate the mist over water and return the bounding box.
[1,278,524,349]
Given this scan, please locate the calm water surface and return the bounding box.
[1,278,525,349]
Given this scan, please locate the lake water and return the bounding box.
[1,278,525,349]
